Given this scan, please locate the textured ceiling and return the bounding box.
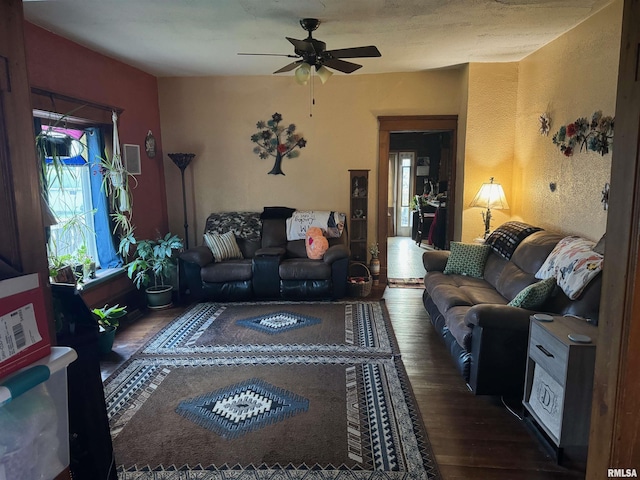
[22,0,612,77]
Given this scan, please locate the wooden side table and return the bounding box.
[522,315,597,463]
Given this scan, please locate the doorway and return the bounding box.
[377,116,458,283]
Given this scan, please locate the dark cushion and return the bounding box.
[430,284,474,313]
[201,259,253,283]
[286,239,308,258]
[279,258,332,280]
[495,262,539,302]
[460,285,508,305]
[180,246,213,267]
[260,206,296,219]
[261,218,287,248]
[510,230,563,275]
[237,238,261,259]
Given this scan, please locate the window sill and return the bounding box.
[77,267,125,292]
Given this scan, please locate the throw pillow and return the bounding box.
[305,226,329,260]
[535,236,603,300]
[443,242,491,278]
[508,277,557,309]
[203,231,243,261]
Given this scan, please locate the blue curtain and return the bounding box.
[86,127,122,268]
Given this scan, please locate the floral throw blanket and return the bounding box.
[286,211,346,240]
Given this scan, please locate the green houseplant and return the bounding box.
[126,232,183,309]
[91,304,127,354]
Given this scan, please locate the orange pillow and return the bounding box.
[305,227,329,259]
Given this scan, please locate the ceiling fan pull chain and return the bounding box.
[309,73,314,117]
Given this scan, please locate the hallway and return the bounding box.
[387,235,431,279]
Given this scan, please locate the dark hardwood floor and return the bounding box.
[100,286,584,479]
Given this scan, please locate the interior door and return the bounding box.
[394,151,415,237]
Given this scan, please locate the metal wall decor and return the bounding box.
[539,112,551,136]
[145,130,156,158]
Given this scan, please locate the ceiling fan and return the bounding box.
[239,18,381,83]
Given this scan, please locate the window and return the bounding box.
[399,154,414,228]
[40,121,122,280]
[43,127,99,267]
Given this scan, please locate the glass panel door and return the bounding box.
[395,152,415,236]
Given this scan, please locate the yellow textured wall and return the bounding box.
[158,71,463,244]
[513,0,622,240]
[461,63,519,242]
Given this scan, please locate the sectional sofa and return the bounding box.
[180,209,350,302]
[421,222,603,397]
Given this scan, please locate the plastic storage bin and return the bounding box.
[0,346,77,480]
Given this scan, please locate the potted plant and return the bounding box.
[48,252,76,284]
[369,242,381,284]
[74,244,96,282]
[126,232,184,309]
[91,304,127,354]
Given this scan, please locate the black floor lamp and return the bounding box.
[168,153,195,249]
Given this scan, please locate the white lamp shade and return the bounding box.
[469,179,509,210]
[295,63,311,85]
[316,65,333,84]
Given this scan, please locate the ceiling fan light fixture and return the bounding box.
[316,65,333,84]
[295,62,311,85]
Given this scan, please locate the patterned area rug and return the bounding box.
[141,301,398,356]
[387,278,425,289]
[104,301,441,480]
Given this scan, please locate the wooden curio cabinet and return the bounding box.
[349,170,369,262]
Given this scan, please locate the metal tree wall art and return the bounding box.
[250,112,306,175]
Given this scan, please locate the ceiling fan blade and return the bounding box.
[325,46,381,59]
[238,53,299,58]
[273,61,302,74]
[286,37,315,54]
[322,58,362,74]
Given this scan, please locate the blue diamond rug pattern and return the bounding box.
[236,310,321,334]
[176,378,309,440]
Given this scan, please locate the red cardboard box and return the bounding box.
[0,273,51,380]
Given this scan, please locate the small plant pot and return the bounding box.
[109,171,124,187]
[369,257,381,285]
[98,325,117,355]
[146,285,173,310]
[52,265,76,285]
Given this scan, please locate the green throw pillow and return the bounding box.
[508,277,557,309]
[443,242,491,278]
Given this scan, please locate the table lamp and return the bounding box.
[469,177,509,238]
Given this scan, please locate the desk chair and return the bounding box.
[416,204,436,246]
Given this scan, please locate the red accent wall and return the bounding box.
[23,22,168,240]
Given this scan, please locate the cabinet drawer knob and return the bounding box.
[536,344,554,357]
